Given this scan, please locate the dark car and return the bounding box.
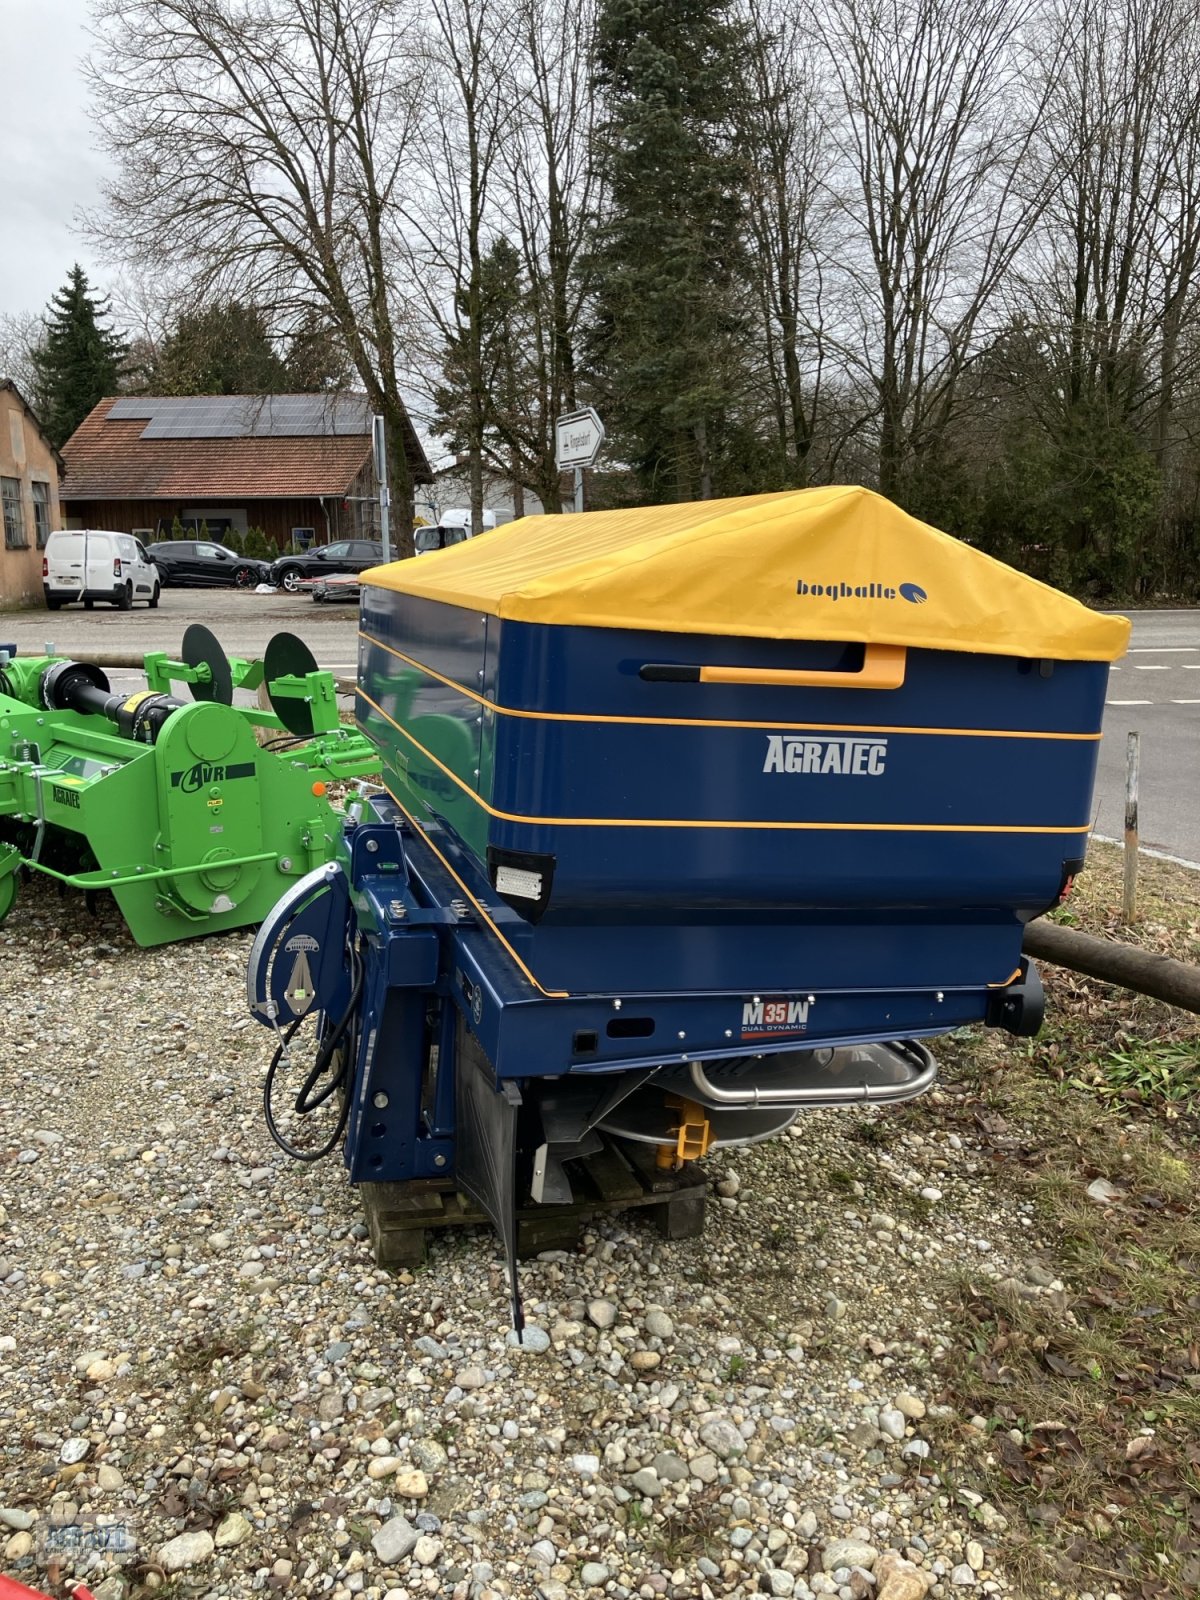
[146,541,271,589]
[270,539,384,594]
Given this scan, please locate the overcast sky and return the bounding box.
[2,0,111,319]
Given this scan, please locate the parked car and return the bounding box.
[415,509,498,555]
[270,539,384,593]
[146,540,271,589]
[311,574,362,603]
[43,529,160,611]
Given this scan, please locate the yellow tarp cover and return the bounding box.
[363,485,1130,662]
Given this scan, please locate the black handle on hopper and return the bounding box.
[639,664,701,681]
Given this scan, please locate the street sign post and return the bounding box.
[555,407,605,513]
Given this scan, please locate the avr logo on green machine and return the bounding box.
[51,783,81,809]
[171,761,256,793]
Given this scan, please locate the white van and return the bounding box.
[43,530,161,611]
[414,508,498,555]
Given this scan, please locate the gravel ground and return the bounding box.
[1,881,1080,1600]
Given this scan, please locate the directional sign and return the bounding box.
[555,407,606,470]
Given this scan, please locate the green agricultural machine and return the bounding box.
[0,626,379,946]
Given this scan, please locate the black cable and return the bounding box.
[263,941,364,1163]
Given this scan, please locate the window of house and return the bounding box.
[31,481,50,548]
[1,477,26,549]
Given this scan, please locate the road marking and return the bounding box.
[1184,663,1200,669]
[1132,664,1169,670]
[1106,699,1151,705]
[1126,645,1199,653]
[1171,698,1200,705]
[1093,833,1200,871]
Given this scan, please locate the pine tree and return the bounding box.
[586,0,754,501]
[32,265,127,446]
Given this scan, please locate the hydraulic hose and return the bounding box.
[263,940,365,1163]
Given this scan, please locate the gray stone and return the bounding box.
[587,1299,617,1330]
[59,1437,89,1464]
[730,1527,753,1550]
[652,1451,688,1483]
[631,1468,662,1497]
[950,1564,977,1587]
[372,1515,419,1563]
[878,1409,907,1440]
[0,1510,34,1532]
[581,1562,610,1586]
[901,1439,930,1460]
[507,1325,551,1353]
[768,1574,795,1598]
[645,1309,674,1338]
[411,1439,449,1473]
[822,1540,877,1573]
[699,1418,745,1459]
[214,1512,253,1549]
[158,1530,215,1571]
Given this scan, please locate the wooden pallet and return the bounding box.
[359,1135,707,1269]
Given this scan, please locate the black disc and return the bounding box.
[264,631,320,737]
[181,624,233,706]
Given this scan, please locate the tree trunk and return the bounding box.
[1023,919,1200,1014]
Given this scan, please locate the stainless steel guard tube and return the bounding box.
[686,1041,936,1108]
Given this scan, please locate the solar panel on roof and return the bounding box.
[108,391,372,439]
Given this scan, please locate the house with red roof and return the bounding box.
[59,393,431,551]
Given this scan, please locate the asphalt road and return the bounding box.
[3,590,1196,863]
[2,586,361,672]
[1094,608,1200,866]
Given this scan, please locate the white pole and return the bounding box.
[574,466,583,514]
[1122,729,1140,924]
[372,415,392,562]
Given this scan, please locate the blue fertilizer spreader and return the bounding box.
[247,487,1129,1322]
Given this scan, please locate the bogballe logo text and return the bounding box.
[763,733,887,776]
[796,579,927,604]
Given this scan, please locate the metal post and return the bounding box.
[1122,729,1140,924]
[372,415,392,563]
[379,484,391,564]
[574,467,584,514]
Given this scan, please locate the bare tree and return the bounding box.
[419,0,598,517]
[808,0,1055,497]
[496,0,601,513]
[1017,0,1200,449]
[740,0,829,487]
[0,313,45,402]
[87,0,428,550]
[406,0,518,534]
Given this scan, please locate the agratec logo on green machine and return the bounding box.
[796,578,928,603]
